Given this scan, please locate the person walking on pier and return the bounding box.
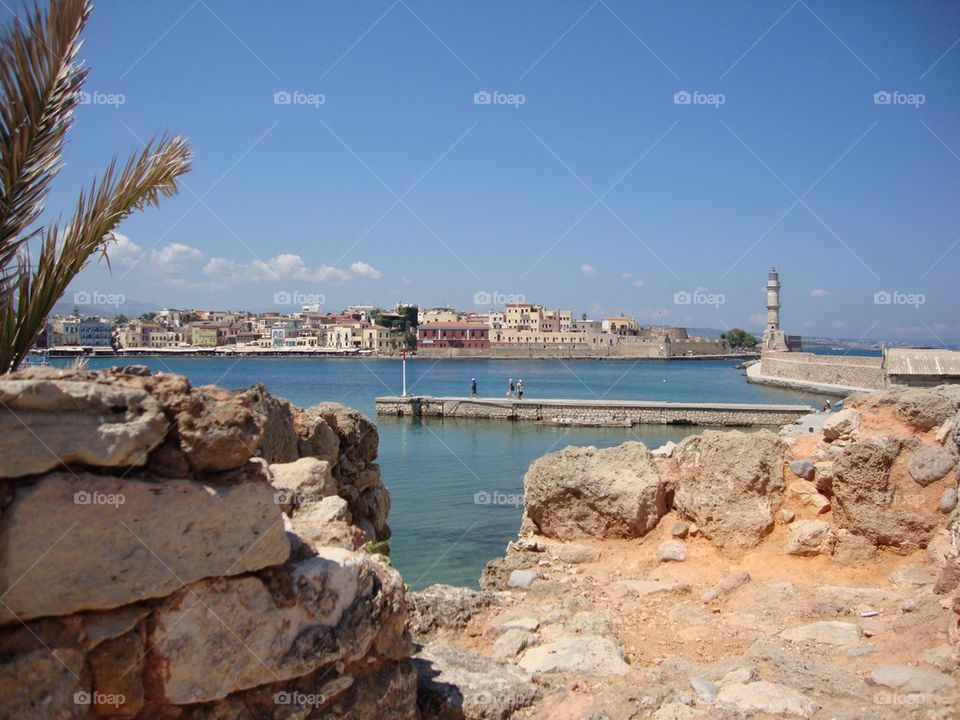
[471,378,477,396]
[507,378,514,398]
[517,379,524,399]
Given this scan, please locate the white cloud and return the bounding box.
[632,279,645,288]
[105,233,143,269]
[202,253,380,288]
[581,264,598,277]
[620,272,632,279]
[149,242,204,273]
[810,288,830,298]
[350,261,382,279]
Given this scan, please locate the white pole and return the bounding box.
[401,347,407,397]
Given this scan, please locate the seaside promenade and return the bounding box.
[376,395,814,427]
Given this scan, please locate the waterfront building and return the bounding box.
[47,316,112,347]
[420,307,459,324]
[602,316,640,335]
[190,324,220,347]
[417,322,490,349]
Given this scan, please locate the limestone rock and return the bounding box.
[940,487,958,513]
[547,542,601,564]
[671,521,690,538]
[789,459,816,480]
[508,569,537,589]
[318,660,418,720]
[907,444,955,486]
[651,441,677,458]
[781,621,862,646]
[310,403,379,463]
[270,456,338,511]
[88,632,145,717]
[849,388,955,432]
[657,540,688,562]
[689,676,718,702]
[0,378,167,479]
[414,641,538,720]
[0,648,87,720]
[175,384,266,471]
[781,509,796,523]
[822,409,861,440]
[293,407,340,464]
[832,531,877,565]
[716,681,817,717]
[786,520,835,556]
[407,585,497,639]
[521,442,666,540]
[518,634,630,676]
[242,383,299,463]
[145,547,408,704]
[674,430,786,549]
[493,628,538,661]
[832,436,935,551]
[868,664,955,694]
[0,471,289,623]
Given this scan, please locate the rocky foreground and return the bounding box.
[0,368,959,719]
[409,385,960,719]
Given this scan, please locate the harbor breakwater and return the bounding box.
[375,395,814,427]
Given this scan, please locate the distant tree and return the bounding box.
[0,0,190,373]
[139,312,157,322]
[113,313,128,325]
[723,328,758,348]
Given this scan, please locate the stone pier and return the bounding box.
[375,396,814,427]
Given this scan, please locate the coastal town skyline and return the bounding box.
[38,0,960,342]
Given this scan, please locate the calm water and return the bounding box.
[52,357,836,588]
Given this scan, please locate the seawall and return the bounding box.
[747,351,885,394]
[375,395,814,427]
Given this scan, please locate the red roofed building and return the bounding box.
[417,322,489,349]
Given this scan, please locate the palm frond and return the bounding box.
[0,134,191,372]
[0,0,90,296]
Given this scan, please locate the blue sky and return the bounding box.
[29,0,960,341]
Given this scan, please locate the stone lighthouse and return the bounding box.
[761,267,800,351]
[766,267,781,334]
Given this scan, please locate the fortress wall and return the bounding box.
[758,351,885,390]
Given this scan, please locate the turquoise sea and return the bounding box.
[51,357,836,589]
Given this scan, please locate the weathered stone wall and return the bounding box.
[416,338,730,359]
[0,366,417,719]
[757,351,885,390]
[376,397,811,427]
